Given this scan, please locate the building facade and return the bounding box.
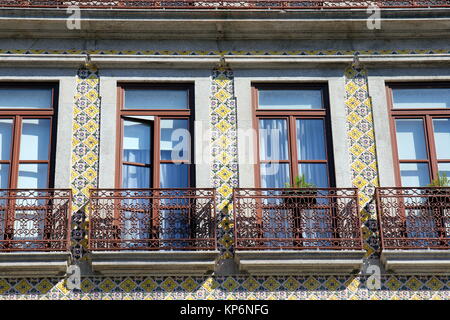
[0,0,450,300]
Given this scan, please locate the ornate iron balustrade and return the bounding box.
[0,189,72,252]
[233,188,362,250]
[89,188,216,251]
[376,187,450,250]
[0,0,449,9]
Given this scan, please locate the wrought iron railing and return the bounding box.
[233,188,362,250]
[89,188,216,251]
[0,0,449,9]
[376,187,450,250]
[0,189,72,252]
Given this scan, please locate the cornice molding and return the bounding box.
[1,7,450,40]
[0,51,450,68]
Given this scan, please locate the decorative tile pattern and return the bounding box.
[210,67,239,259]
[344,66,380,257]
[0,276,449,300]
[70,65,101,260]
[0,49,450,56]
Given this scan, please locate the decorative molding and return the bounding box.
[1,49,450,56]
[1,0,449,10]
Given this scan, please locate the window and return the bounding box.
[117,84,194,189]
[387,83,450,246]
[0,84,58,249]
[252,84,335,247]
[253,84,334,188]
[0,84,57,189]
[388,83,450,187]
[116,84,195,248]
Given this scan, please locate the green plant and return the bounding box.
[425,172,450,212]
[283,175,317,206]
[285,175,316,188]
[428,172,450,187]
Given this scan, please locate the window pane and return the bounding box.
[297,119,326,160]
[19,119,50,161]
[0,88,53,109]
[400,163,430,187]
[438,163,450,179]
[160,119,190,161]
[17,163,48,189]
[392,88,450,109]
[433,119,450,159]
[159,164,190,248]
[124,89,188,109]
[395,119,427,160]
[0,164,9,188]
[0,119,12,160]
[259,119,289,161]
[298,163,329,188]
[260,163,290,188]
[123,120,151,164]
[122,165,151,188]
[160,164,189,188]
[258,89,323,109]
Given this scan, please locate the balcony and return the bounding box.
[0,189,72,277]
[88,188,219,276]
[1,0,449,9]
[233,188,365,275]
[376,187,450,274]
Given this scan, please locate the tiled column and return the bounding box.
[344,66,380,258]
[210,66,239,259]
[70,64,101,260]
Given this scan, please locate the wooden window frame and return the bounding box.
[0,83,58,247]
[387,82,450,187]
[252,83,335,188]
[116,83,195,189]
[0,83,58,189]
[111,84,196,247]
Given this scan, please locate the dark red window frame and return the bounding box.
[116,83,195,188]
[387,82,450,187]
[252,83,335,188]
[0,83,58,189]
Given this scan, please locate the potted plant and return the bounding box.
[418,173,450,244]
[283,175,317,206]
[282,175,318,242]
[426,172,450,207]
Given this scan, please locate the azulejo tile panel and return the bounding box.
[70,65,101,260]
[344,66,380,258]
[210,67,239,259]
[0,276,449,300]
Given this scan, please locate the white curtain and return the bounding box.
[296,119,326,161]
[121,120,151,246]
[160,164,190,248]
[259,119,288,161]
